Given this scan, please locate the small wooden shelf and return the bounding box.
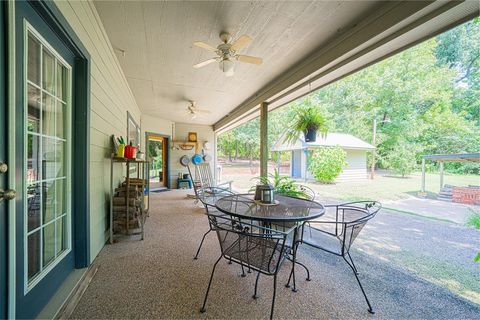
[109,154,150,244]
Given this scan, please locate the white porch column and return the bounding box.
[260,102,268,178]
[421,158,426,193]
[439,161,444,190]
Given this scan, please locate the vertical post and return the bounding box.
[421,158,426,193]
[260,102,268,178]
[276,151,280,174]
[370,119,377,180]
[439,161,444,190]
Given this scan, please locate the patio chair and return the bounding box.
[296,201,381,314]
[192,162,233,190]
[193,186,234,260]
[200,214,292,320]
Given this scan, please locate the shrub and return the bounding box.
[308,146,347,183]
[466,212,480,262]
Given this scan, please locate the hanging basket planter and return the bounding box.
[304,128,317,142]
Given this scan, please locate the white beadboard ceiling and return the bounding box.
[93,0,382,125]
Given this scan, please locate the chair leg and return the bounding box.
[200,255,223,313]
[270,274,278,320]
[347,252,359,275]
[241,263,247,277]
[343,255,374,314]
[194,229,211,260]
[253,272,261,299]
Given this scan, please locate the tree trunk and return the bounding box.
[249,144,253,166]
[234,140,238,161]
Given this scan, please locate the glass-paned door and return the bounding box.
[25,26,71,288]
[14,1,76,317]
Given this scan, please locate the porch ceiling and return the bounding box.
[93,0,381,125]
[94,1,478,129]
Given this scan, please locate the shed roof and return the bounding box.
[423,153,480,162]
[271,132,374,152]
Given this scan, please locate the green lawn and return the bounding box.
[304,171,479,202]
[221,164,479,202]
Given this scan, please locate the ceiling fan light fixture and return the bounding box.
[219,58,234,73]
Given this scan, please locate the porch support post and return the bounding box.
[421,158,426,193]
[439,161,444,190]
[277,151,280,174]
[260,102,268,178]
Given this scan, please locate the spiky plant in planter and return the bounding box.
[284,101,328,144]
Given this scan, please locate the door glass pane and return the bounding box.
[42,137,55,180]
[56,217,66,255]
[42,223,55,267]
[42,181,55,224]
[56,62,67,101]
[27,34,41,85]
[27,134,40,183]
[27,184,41,232]
[27,231,41,279]
[42,94,55,136]
[27,85,41,133]
[56,102,65,139]
[42,49,55,94]
[56,179,65,217]
[55,141,64,178]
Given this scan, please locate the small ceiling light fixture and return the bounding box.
[218,58,235,76]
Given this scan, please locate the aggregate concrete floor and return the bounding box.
[70,190,480,319]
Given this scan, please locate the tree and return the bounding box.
[308,146,347,183]
[385,141,418,177]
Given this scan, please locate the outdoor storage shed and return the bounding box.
[271,132,375,181]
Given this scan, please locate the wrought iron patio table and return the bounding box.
[215,193,325,291]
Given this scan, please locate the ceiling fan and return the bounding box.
[193,32,263,77]
[186,101,210,119]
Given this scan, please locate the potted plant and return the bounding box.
[284,101,328,143]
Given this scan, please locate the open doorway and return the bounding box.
[146,133,169,192]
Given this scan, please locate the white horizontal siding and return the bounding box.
[55,0,142,262]
[304,149,369,181]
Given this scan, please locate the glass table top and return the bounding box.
[215,193,325,222]
[198,187,235,207]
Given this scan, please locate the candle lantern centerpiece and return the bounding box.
[255,184,275,204]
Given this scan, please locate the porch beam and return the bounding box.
[260,102,268,178]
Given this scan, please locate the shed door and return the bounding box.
[291,150,302,178]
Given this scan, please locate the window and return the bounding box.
[25,25,72,289]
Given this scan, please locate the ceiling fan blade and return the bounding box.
[193,58,217,69]
[230,35,251,51]
[237,55,263,65]
[193,41,218,52]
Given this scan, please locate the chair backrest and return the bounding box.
[298,185,315,201]
[335,201,381,254]
[208,214,289,274]
[195,163,215,189]
[196,187,234,212]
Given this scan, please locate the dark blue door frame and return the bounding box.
[0,2,8,319]
[8,1,91,318]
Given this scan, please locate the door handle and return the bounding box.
[0,162,7,173]
[0,188,16,202]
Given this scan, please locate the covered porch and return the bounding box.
[67,190,479,319]
[1,1,479,319]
